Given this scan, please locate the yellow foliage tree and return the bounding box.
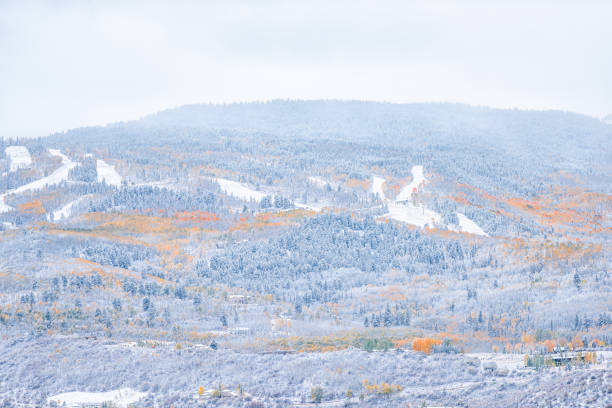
[412,338,441,354]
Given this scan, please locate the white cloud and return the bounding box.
[1,0,611,138]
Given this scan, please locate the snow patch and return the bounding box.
[381,165,442,228]
[0,149,78,213]
[97,159,122,187]
[5,146,32,172]
[386,202,442,228]
[395,165,425,202]
[456,213,488,237]
[379,166,488,235]
[14,149,77,193]
[215,178,266,202]
[371,176,387,202]
[308,176,332,188]
[1,221,16,230]
[47,388,146,408]
[133,179,183,191]
[0,198,12,213]
[48,195,90,222]
[294,202,322,212]
[465,353,525,371]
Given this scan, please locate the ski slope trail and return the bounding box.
[48,195,91,222]
[395,165,425,202]
[97,159,122,187]
[383,165,441,228]
[47,388,146,408]
[308,176,334,188]
[381,165,488,235]
[371,176,387,202]
[0,149,78,213]
[4,146,32,172]
[215,178,266,202]
[456,213,489,237]
[387,201,442,228]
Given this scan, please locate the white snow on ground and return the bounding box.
[395,165,425,202]
[381,165,442,228]
[308,176,332,188]
[0,198,12,213]
[294,202,322,212]
[4,146,32,172]
[133,179,184,191]
[13,149,77,193]
[371,176,387,202]
[47,388,146,408]
[387,201,442,228]
[379,166,488,235]
[0,149,78,214]
[215,178,266,202]
[48,195,90,222]
[97,159,122,187]
[465,353,526,371]
[456,213,489,237]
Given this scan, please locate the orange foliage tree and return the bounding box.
[18,200,46,215]
[412,338,441,354]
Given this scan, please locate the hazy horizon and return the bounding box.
[4,98,609,140]
[2,0,611,139]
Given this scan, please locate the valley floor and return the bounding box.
[0,337,610,408]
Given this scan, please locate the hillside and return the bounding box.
[0,101,610,407]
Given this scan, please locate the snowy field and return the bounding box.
[48,195,91,222]
[395,165,425,202]
[308,176,335,189]
[383,165,443,228]
[0,149,77,213]
[97,159,122,187]
[386,201,442,228]
[294,202,323,212]
[456,213,489,237]
[47,388,146,408]
[381,165,488,235]
[4,146,32,172]
[133,179,184,191]
[215,177,266,202]
[371,176,387,201]
[464,352,526,371]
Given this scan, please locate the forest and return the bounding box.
[0,101,610,407]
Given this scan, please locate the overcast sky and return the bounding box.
[1,0,611,138]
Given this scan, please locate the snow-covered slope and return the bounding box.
[0,198,12,213]
[48,195,90,222]
[4,146,32,172]
[215,178,266,202]
[371,176,387,201]
[0,149,78,213]
[381,165,488,235]
[395,165,425,202]
[97,159,122,187]
[456,213,489,237]
[47,388,146,408]
[382,165,442,228]
[308,176,333,189]
[387,202,442,228]
[133,179,183,191]
[294,202,322,212]
[14,149,77,194]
